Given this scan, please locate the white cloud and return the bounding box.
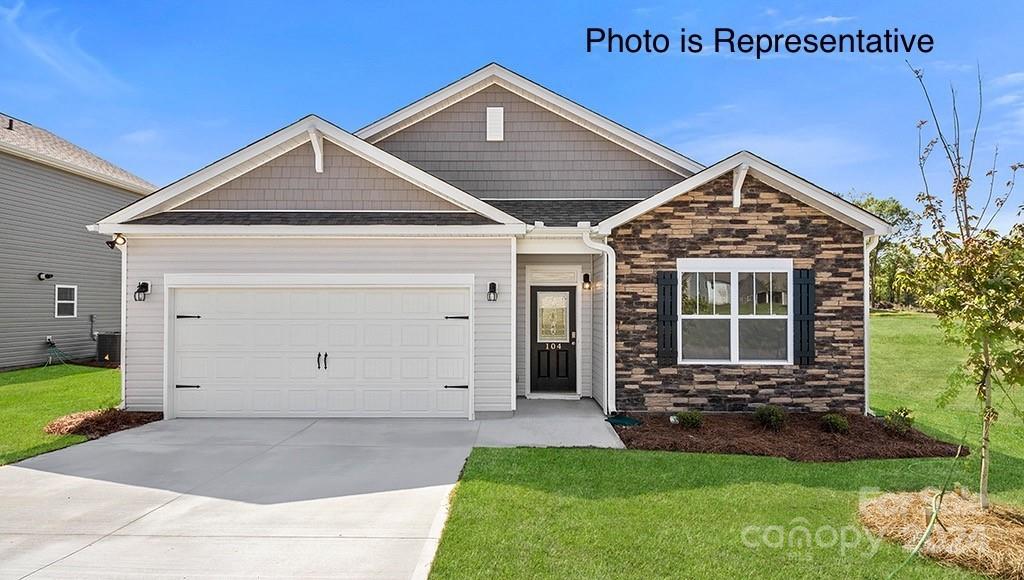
[813,15,855,24]
[992,94,1022,107]
[119,129,160,145]
[993,72,1024,87]
[0,1,128,95]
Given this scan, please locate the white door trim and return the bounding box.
[162,272,475,419]
[524,264,583,399]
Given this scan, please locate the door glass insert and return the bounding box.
[537,291,569,342]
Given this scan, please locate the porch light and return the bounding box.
[486,282,498,302]
[582,273,592,290]
[133,282,151,302]
[105,233,126,250]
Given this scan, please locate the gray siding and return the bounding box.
[0,151,139,369]
[178,142,462,211]
[124,237,514,412]
[377,85,684,199]
[515,254,597,398]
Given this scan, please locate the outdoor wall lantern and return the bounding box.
[486,282,498,302]
[133,281,151,302]
[582,273,592,290]
[105,233,127,250]
[37,273,53,281]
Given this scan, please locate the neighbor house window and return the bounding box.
[55,285,77,318]
[677,258,792,364]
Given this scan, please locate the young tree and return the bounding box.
[906,64,1024,509]
[844,193,918,306]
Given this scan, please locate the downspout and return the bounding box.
[863,234,880,416]
[581,228,616,414]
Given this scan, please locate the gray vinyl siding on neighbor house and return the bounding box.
[515,254,600,398]
[376,85,685,199]
[123,237,515,412]
[0,151,138,369]
[177,141,463,211]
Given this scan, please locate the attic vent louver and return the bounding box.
[486,107,504,141]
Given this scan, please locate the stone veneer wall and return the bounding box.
[610,175,866,413]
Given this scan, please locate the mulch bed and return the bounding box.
[612,413,966,462]
[44,409,162,439]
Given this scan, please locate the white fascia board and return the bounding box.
[597,151,892,236]
[0,140,153,196]
[95,115,523,227]
[355,63,704,176]
[91,223,527,237]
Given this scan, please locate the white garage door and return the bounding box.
[171,287,471,418]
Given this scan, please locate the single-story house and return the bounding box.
[0,114,153,370]
[90,63,890,419]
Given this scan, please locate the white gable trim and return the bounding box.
[596,151,892,235]
[95,115,523,227]
[354,63,704,176]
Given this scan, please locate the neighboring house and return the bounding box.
[90,64,890,419]
[0,114,154,370]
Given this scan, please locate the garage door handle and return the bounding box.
[443,384,469,389]
[444,315,469,320]
[175,384,201,389]
[323,352,328,370]
[317,352,321,369]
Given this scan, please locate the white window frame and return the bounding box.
[676,258,793,365]
[54,285,78,318]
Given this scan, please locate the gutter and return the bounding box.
[863,235,880,415]
[580,227,617,414]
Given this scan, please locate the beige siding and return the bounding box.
[0,151,139,369]
[177,141,462,211]
[515,254,596,397]
[377,85,684,200]
[124,237,514,412]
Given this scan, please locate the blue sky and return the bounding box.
[2,1,1022,230]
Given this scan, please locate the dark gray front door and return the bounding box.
[530,286,576,393]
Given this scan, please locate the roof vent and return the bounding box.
[5,118,12,131]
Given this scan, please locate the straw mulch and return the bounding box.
[44,408,162,439]
[860,488,1024,579]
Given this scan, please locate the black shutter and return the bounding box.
[656,271,678,363]
[793,268,815,365]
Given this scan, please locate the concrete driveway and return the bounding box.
[0,400,621,579]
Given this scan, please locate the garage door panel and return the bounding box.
[363,325,393,346]
[173,287,471,418]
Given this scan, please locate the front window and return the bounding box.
[678,259,792,364]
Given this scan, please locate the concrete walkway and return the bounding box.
[0,399,620,579]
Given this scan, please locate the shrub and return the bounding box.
[884,407,915,434]
[821,413,850,434]
[753,405,786,431]
[674,410,703,429]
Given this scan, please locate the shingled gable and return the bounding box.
[92,115,523,233]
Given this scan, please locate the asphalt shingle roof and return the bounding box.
[0,114,154,193]
[485,198,643,227]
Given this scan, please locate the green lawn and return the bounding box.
[430,312,1024,579]
[0,365,121,465]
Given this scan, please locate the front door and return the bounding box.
[530,286,576,393]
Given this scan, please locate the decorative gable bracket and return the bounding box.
[732,163,749,208]
[307,128,324,173]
